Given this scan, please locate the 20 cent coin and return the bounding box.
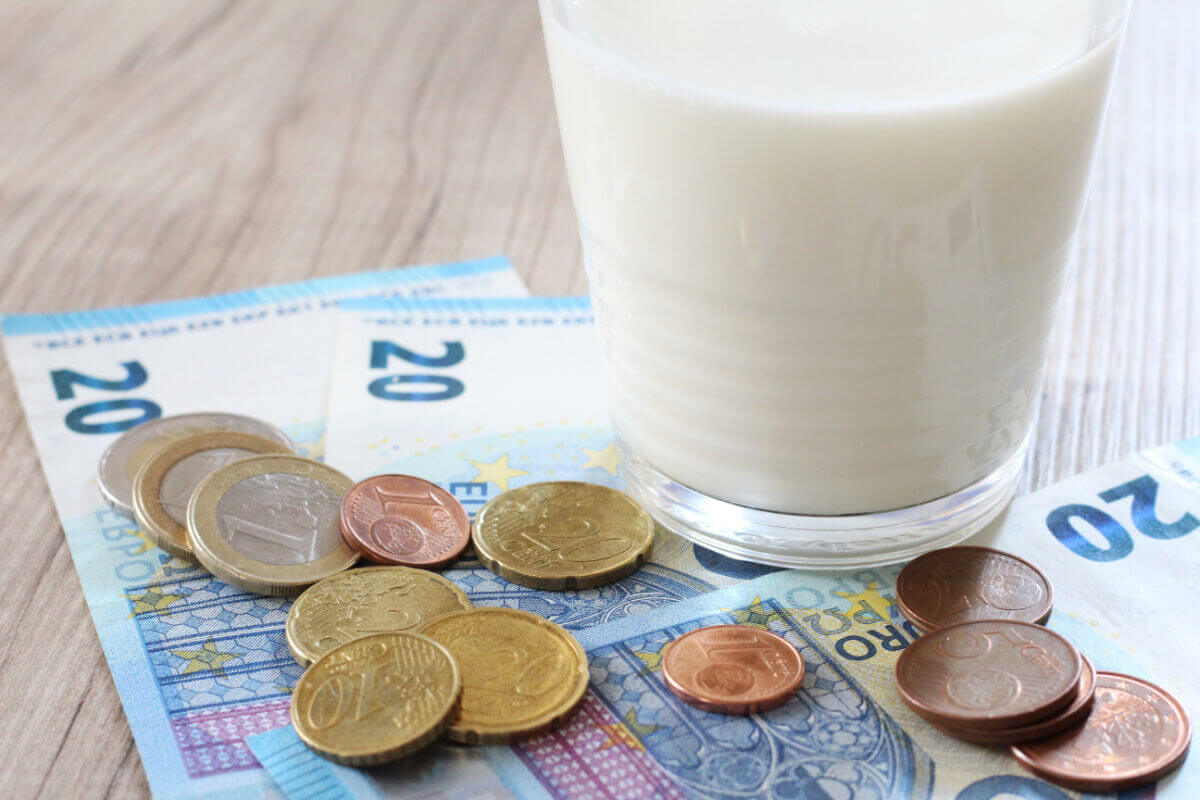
[419,607,588,744]
[472,482,654,590]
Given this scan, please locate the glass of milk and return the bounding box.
[539,0,1131,567]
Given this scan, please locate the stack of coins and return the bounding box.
[895,546,1192,792]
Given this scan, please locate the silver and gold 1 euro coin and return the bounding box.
[131,430,292,558]
[97,412,293,517]
[472,482,655,590]
[187,454,358,595]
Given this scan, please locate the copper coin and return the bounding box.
[895,620,1082,731]
[896,546,1053,632]
[662,625,805,715]
[1011,672,1192,792]
[340,475,470,569]
[930,656,1097,745]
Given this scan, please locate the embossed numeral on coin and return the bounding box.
[520,513,632,563]
[458,641,567,701]
[220,513,310,562]
[306,674,356,730]
[305,666,390,731]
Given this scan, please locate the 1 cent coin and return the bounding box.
[895,620,1082,731]
[339,475,470,569]
[1011,672,1192,792]
[662,625,805,715]
[472,482,654,590]
[291,632,461,766]
[930,656,1097,744]
[896,546,1053,632]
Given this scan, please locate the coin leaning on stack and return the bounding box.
[894,545,1192,792]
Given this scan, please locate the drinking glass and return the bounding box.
[539,0,1132,567]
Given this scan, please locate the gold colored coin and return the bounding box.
[472,482,654,590]
[131,430,292,558]
[291,632,461,765]
[286,566,472,666]
[187,454,359,595]
[418,607,588,744]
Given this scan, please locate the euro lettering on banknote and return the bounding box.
[249,295,1199,799]
[0,258,527,800]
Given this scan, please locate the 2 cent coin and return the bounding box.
[1011,672,1191,792]
[662,625,805,715]
[340,475,470,569]
[897,546,1053,632]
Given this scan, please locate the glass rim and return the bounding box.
[539,0,1134,115]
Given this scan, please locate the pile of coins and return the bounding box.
[101,415,1189,782]
[98,413,668,763]
[895,546,1192,792]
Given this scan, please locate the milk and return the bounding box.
[542,0,1124,515]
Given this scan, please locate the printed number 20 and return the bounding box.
[1047,474,1199,562]
[50,361,161,434]
[368,340,464,401]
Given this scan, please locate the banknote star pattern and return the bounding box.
[834,581,895,620]
[124,585,188,617]
[633,642,670,674]
[467,453,529,490]
[725,596,790,628]
[580,442,619,474]
[123,525,159,555]
[172,638,243,676]
[597,708,663,751]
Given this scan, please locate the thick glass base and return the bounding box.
[620,438,1027,569]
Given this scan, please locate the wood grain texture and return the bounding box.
[0,1,1194,797]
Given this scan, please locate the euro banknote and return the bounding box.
[250,295,1200,799]
[0,258,527,800]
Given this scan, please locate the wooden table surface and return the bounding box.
[0,2,1195,797]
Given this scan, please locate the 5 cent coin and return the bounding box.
[340,475,470,569]
[896,620,1082,731]
[472,482,654,590]
[1011,672,1191,792]
[662,625,805,715]
[291,632,461,766]
[419,607,588,744]
[897,546,1053,632]
[286,566,471,666]
[930,656,1097,744]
